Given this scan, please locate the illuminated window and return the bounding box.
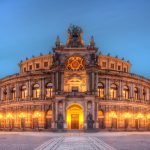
[66,56,85,71]
[134,87,138,100]
[123,86,129,100]
[33,84,40,98]
[21,85,27,99]
[46,83,53,98]
[98,83,104,98]
[110,84,117,99]
[12,87,16,100]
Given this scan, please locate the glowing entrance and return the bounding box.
[67,104,84,129]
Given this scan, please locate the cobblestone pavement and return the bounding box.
[0,132,150,150]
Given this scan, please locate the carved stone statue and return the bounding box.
[56,113,64,129]
[66,25,84,47]
[87,113,94,129]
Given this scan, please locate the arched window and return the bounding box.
[143,89,146,101]
[46,83,53,98]
[110,84,117,99]
[98,83,104,98]
[21,85,27,99]
[134,87,138,100]
[123,86,129,100]
[33,84,40,98]
[3,89,7,101]
[11,87,16,100]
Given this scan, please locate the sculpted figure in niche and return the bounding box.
[87,113,94,129]
[56,113,64,129]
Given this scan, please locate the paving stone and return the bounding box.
[0,132,149,150]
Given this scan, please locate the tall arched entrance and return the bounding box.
[67,104,84,130]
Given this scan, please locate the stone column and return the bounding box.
[55,101,58,128]
[16,83,19,101]
[119,80,122,100]
[87,72,90,92]
[92,101,95,121]
[61,72,64,92]
[84,101,87,129]
[63,101,66,129]
[55,72,59,93]
[95,102,99,129]
[39,78,42,99]
[51,102,55,129]
[28,80,32,100]
[41,78,45,100]
[95,72,98,94]
[91,72,95,93]
[130,83,134,101]
[7,85,12,101]
[139,85,142,101]
[58,72,62,92]
[106,79,110,100]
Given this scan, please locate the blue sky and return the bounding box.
[0,0,150,78]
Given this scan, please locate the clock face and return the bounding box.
[66,56,85,71]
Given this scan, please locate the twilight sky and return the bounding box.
[0,0,150,78]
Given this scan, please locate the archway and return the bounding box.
[98,110,105,129]
[67,104,84,130]
[45,110,52,129]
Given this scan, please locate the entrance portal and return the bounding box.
[71,114,79,129]
[67,104,83,129]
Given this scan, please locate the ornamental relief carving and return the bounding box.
[65,56,86,71]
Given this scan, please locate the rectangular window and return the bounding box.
[124,67,127,72]
[118,66,121,71]
[44,62,48,67]
[24,67,26,72]
[36,63,40,69]
[29,65,32,70]
[98,89,104,98]
[111,64,115,69]
[102,62,106,68]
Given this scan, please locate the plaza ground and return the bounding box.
[0,132,150,150]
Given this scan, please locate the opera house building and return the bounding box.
[0,25,150,131]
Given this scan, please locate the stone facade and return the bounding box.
[0,25,150,131]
